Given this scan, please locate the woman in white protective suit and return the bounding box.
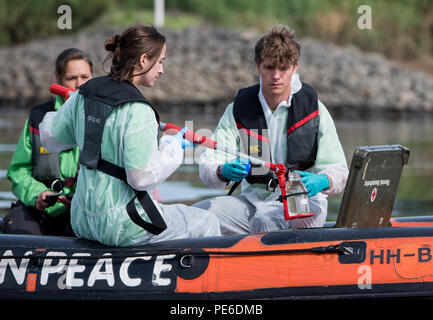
[39,24,221,246]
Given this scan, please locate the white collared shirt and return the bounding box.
[258,73,302,164]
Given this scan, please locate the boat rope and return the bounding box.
[0,244,349,261]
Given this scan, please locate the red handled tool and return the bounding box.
[50,83,75,99]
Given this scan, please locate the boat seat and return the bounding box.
[334,145,409,228]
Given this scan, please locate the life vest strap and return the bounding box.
[95,158,167,235]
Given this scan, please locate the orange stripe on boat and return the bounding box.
[176,234,433,294]
[26,273,37,292]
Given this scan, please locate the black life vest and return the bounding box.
[233,82,319,186]
[28,100,77,188]
[78,75,166,235]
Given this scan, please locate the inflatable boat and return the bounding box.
[1,145,432,300]
[1,216,433,300]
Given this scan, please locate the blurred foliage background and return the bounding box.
[1,0,432,72]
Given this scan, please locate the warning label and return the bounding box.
[364,179,390,187]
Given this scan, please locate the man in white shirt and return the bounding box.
[194,25,348,235]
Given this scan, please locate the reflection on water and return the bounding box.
[0,109,433,221]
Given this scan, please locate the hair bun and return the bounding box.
[104,34,121,52]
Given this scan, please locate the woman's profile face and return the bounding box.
[139,44,166,87]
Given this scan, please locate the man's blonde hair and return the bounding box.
[254,25,301,70]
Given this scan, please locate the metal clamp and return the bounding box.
[266,179,277,192]
[50,179,64,195]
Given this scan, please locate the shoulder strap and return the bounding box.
[233,84,267,130]
[29,99,56,128]
[285,82,319,170]
[287,82,318,130]
[233,84,272,181]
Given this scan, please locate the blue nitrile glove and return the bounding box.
[297,171,330,197]
[173,127,194,149]
[221,158,251,181]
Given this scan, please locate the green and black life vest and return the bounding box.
[28,100,76,188]
[78,75,166,235]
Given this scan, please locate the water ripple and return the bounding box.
[0,144,16,152]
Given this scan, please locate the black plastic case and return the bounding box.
[335,145,410,228]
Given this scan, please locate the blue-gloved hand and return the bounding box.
[221,158,251,181]
[173,127,194,149]
[297,171,330,197]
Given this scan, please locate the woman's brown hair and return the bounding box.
[254,25,301,70]
[104,24,166,82]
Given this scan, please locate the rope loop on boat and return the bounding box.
[0,243,346,261]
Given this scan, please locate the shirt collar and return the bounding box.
[258,73,302,112]
[54,95,64,111]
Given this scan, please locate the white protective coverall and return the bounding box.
[39,91,220,247]
[195,74,348,235]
